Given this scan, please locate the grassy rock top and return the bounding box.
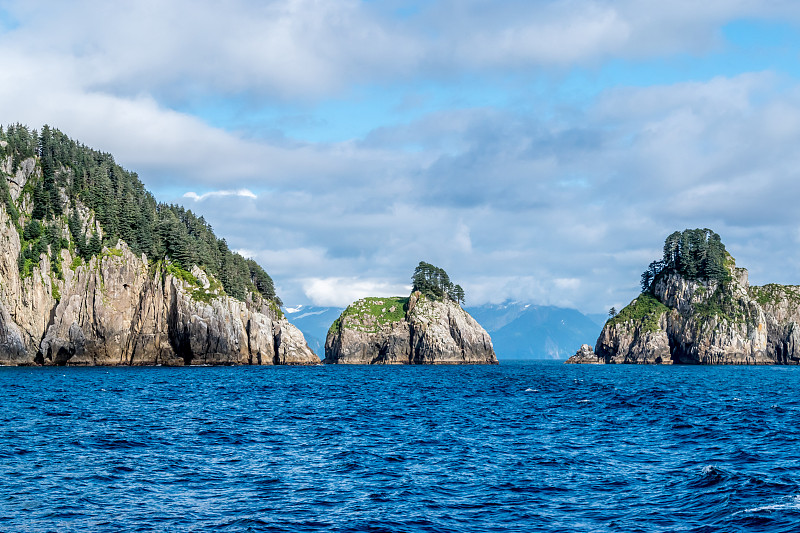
[750,283,800,307]
[607,293,670,333]
[329,296,409,335]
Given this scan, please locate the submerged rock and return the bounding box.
[324,292,498,364]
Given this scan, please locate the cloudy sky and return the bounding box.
[3,1,800,311]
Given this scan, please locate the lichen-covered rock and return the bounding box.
[324,292,497,364]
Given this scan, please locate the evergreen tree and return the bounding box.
[641,229,730,293]
[87,232,102,257]
[23,220,42,241]
[411,261,465,304]
[452,284,465,305]
[640,260,664,293]
[68,210,82,244]
[31,181,48,220]
[2,123,283,305]
[663,231,680,269]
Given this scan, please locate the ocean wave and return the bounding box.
[742,495,800,514]
[4,362,800,531]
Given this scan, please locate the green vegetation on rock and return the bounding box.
[159,260,226,304]
[751,284,800,307]
[0,170,19,227]
[693,286,740,322]
[17,218,68,279]
[267,299,284,319]
[99,247,124,260]
[164,261,199,286]
[190,285,222,305]
[70,255,82,271]
[330,263,469,338]
[1,123,281,306]
[329,296,409,335]
[607,293,670,333]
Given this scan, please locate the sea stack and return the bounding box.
[568,228,800,365]
[324,291,498,364]
[0,125,318,366]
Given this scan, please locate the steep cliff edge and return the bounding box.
[567,229,796,365]
[33,243,318,366]
[0,127,317,366]
[324,292,498,364]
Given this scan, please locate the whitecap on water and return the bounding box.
[577,399,590,403]
[741,495,800,514]
[524,388,538,392]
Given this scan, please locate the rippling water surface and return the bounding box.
[3,362,800,532]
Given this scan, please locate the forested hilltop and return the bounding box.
[0,123,316,366]
[0,123,279,305]
[639,228,730,294]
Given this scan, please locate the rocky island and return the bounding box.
[0,124,318,366]
[324,262,497,364]
[568,228,800,365]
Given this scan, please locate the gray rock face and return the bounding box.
[324,292,498,364]
[0,161,318,366]
[569,259,799,365]
[565,344,605,364]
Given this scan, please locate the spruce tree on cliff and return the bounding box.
[641,228,731,293]
[412,261,465,305]
[0,123,280,306]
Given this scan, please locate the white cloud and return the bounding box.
[302,278,412,307]
[4,0,800,105]
[3,1,800,315]
[157,71,800,312]
[554,278,581,290]
[183,189,257,202]
[0,0,422,100]
[454,221,473,253]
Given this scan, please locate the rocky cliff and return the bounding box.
[324,292,498,364]
[0,153,318,366]
[567,256,798,365]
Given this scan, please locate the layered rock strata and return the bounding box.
[567,260,800,365]
[324,292,498,364]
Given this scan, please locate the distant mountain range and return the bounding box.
[284,301,606,360]
[283,306,346,356]
[468,302,606,360]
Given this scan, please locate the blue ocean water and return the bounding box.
[2,362,800,532]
